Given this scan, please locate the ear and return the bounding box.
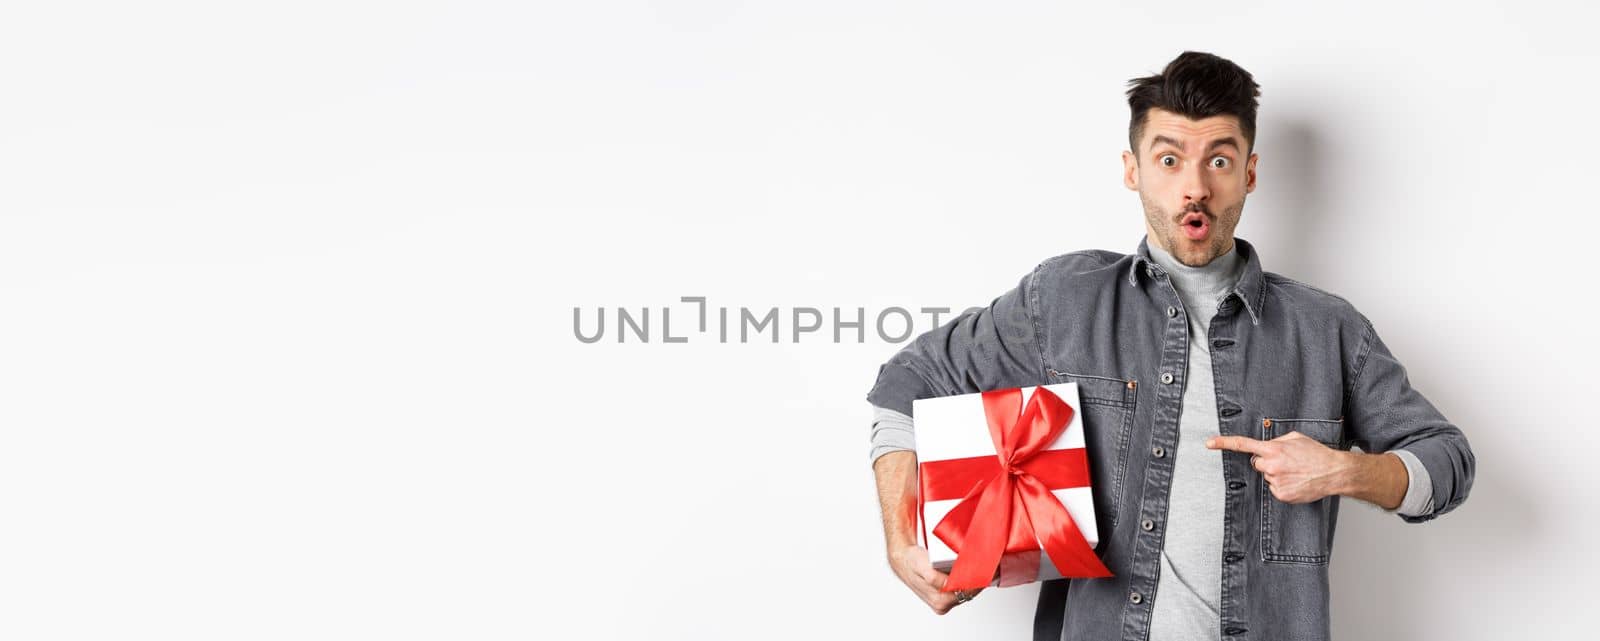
[1244,152,1258,194]
[1122,150,1139,191]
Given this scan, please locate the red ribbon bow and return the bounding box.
[920,387,1112,591]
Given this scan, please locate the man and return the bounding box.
[866,51,1473,641]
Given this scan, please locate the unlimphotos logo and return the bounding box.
[573,296,981,344]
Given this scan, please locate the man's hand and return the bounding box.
[873,450,981,614]
[886,543,982,615]
[1205,431,1356,504]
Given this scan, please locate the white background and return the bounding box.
[2,1,1596,639]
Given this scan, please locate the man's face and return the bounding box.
[1121,108,1258,267]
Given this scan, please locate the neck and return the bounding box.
[1144,234,1245,302]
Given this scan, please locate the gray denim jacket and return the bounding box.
[865,236,1474,641]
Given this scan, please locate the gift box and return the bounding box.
[914,383,1111,590]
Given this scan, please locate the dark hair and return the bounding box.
[1126,51,1261,157]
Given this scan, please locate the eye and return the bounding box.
[1160,154,1178,168]
[1210,156,1230,169]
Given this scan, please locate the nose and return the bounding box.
[1182,163,1211,206]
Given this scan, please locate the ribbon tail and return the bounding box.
[939,474,1016,591]
[995,488,1041,586]
[1016,474,1111,578]
[931,476,990,554]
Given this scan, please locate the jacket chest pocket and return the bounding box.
[1048,369,1138,537]
[1259,417,1346,565]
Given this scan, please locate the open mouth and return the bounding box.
[1180,212,1210,240]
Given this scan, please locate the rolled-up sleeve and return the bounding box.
[1387,449,1435,517]
[869,406,916,465]
[864,267,1049,416]
[1343,316,1475,523]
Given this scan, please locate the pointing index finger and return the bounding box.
[1205,435,1269,455]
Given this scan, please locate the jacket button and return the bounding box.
[1141,519,1155,531]
[1152,446,1166,458]
[1167,306,1178,317]
[1129,591,1143,604]
[1228,481,1246,490]
[1161,372,1174,384]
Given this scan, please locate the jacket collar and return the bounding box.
[1126,235,1265,326]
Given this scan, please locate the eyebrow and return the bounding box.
[1149,135,1242,154]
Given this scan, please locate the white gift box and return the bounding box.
[913,383,1101,586]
